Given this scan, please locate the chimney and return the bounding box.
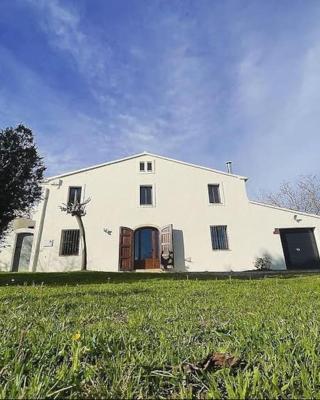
[226,161,233,174]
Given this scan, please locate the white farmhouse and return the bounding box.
[1,152,320,273]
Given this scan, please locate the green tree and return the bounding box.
[0,125,45,241]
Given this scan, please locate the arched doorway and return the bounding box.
[134,227,160,269]
[12,232,34,272]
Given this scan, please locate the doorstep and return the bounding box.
[134,269,165,273]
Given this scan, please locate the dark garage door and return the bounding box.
[280,228,320,269]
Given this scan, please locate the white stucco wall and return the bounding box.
[0,223,36,272]
[246,202,320,269]
[2,153,320,272]
[0,229,15,271]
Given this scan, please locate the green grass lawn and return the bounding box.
[1,273,320,398]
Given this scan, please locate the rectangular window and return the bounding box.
[147,161,152,172]
[60,229,80,256]
[68,187,82,205]
[139,162,145,171]
[208,184,221,204]
[140,185,152,205]
[210,225,229,250]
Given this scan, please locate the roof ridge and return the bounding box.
[44,152,247,182]
[249,200,320,219]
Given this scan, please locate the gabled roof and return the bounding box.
[44,151,248,182]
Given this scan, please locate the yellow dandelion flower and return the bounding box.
[72,331,81,341]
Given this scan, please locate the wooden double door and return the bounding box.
[119,225,174,271]
[134,227,159,269]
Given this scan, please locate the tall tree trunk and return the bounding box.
[75,214,87,271]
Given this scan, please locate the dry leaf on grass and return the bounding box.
[183,352,240,373]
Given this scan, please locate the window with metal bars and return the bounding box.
[60,229,80,256]
[210,225,229,250]
[140,185,153,205]
[208,184,221,204]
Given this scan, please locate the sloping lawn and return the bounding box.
[1,273,320,398]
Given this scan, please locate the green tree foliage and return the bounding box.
[0,125,45,241]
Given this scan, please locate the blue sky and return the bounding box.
[1,0,320,196]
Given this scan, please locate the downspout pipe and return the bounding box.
[31,188,49,272]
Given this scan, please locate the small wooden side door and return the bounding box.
[160,224,174,269]
[119,227,134,271]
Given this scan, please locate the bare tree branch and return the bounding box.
[258,175,320,215]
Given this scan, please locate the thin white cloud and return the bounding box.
[24,1,181,158]
[3,0,320,191]
[19,2,225,169]
[233,29,320,195]
[27,0,111,89]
